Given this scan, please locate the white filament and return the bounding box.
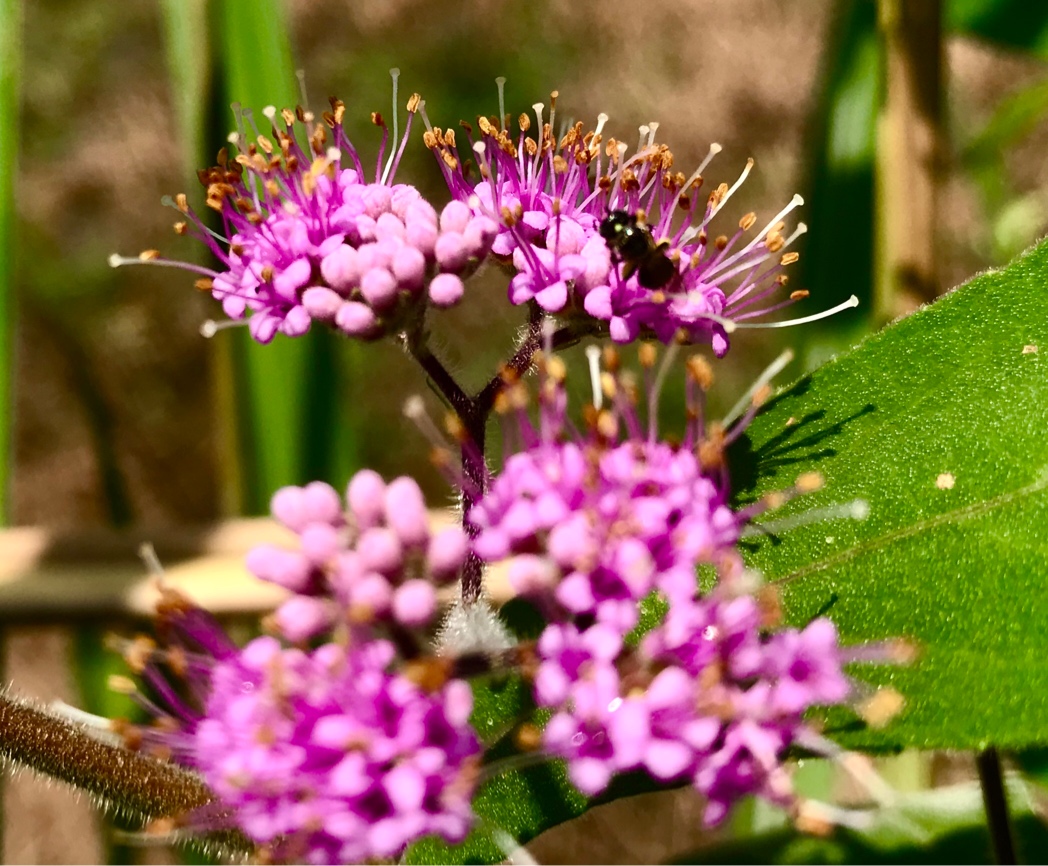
[585,345,603,410]
[733,295,860,329]
[380,67,401,185]
[743,499,870,538]
[721,348,794,428]
[496,76,507,130]
[709,156,754,217]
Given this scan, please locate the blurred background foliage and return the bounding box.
[1,0,1048,861]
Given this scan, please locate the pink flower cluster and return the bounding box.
[114,97,496,343]
[426,102,815,353]
[246,474,469,640]
[122,474,481,864]
[464,345,861,824]
[195,636,478,863]
[539,595,851,825]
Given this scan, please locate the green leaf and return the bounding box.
[948,0,1048,59]
[672,776,1048,864]
[732,236,1048,751]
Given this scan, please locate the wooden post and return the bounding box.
[875,0,944,325]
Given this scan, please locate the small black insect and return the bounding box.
[599,209,676,289]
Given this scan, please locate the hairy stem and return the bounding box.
[0,691,252,855]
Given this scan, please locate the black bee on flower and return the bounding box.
[599,209,677,289]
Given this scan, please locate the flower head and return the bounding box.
[246,473,469,639]
[113,470,486,863]
[535,591,857,824]
[112,82,497,343]
[194,636,479,863]
[469,345,744,636]
[425,88,856,354]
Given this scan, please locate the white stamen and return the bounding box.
[262,105,277,122]
[540,317,556,353]
[199,318,246,338]
[701,142,723,172]
[416,99,433,133]
[649,340,680,428]
[666,145,721,220]
[496,76,507,130]
[646,121,659,149]
[787,222,808,244]
[380,68,401,185]
[797,800,876,833]
[710,156,754,216]
[486,824,537,866]
[593,112,608,139]
[721,348,794,428]
[108,253,127,268]
[402,395,452,455]
[585,345,603,410]
[138,542,165,577]
[532,102,544,128]
[637,124,650,155]
[403,395,426,420]
[473,141,486,156]
[295,68,309,108]
[326,146,340,163]
[732,295,860,329]
[743,498,870,537]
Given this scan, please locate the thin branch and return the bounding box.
[976,747,1017,865]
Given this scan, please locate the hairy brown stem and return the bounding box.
[0,693,254,856]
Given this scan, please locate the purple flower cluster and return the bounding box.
[425,99,814,353]
[113,96,496,343]
[195,636,478,862]
[117,474,482,864]
[466,345,865,824]
[471,370,739,633]
[536,594,850,825]
[246,473,469,640]
[101,83,902,864]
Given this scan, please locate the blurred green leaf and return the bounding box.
[731,236,1048,751]
[798,0,879,337]
[211,0,358,511]
[961,77,1048,169]
[948,0,1048,59]
[672,777,1048,864]
[0,0,20,522]
[160,0,210,175]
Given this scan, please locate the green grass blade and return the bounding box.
[0,0,20,524]
[215,0,357,511]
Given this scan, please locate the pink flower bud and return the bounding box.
[428,273,464,307]
[347,469,386,527]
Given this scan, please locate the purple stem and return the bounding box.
[405,311,601,604]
